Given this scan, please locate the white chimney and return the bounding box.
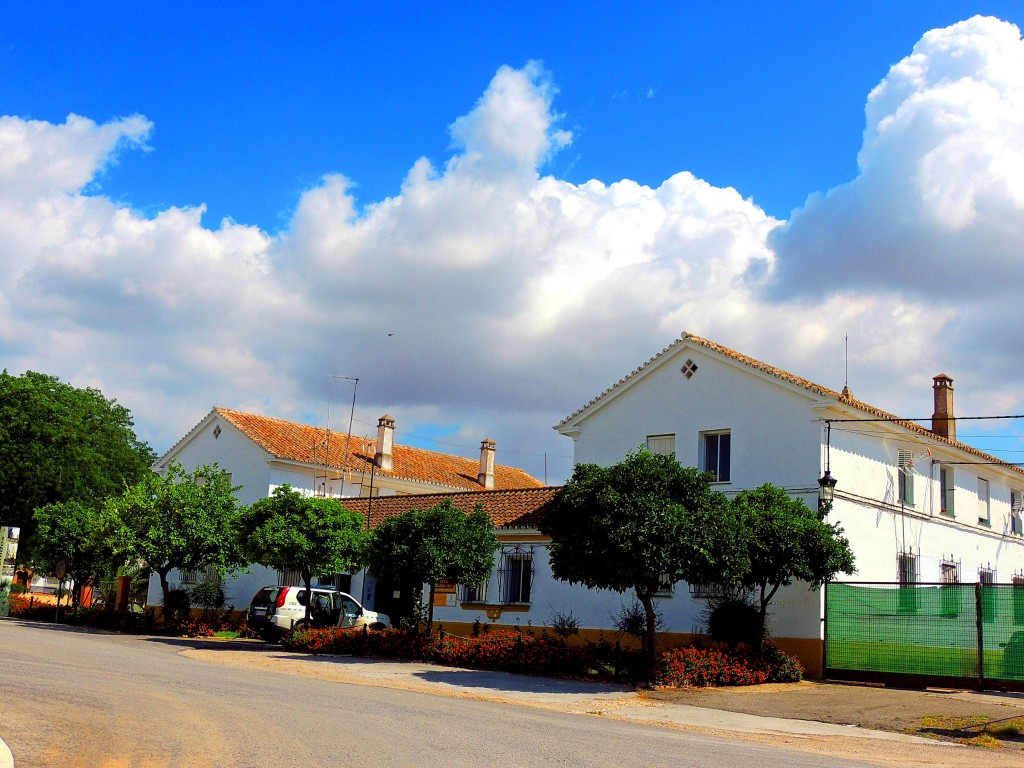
[375,414,395,471]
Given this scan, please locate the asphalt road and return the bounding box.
[0,620,877,768]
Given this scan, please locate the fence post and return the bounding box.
[822,581,829,680]
[975,582,985,691]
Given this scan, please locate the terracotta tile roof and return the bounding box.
[215,408,544,490]
[558,332,1024,477]
[340,487,562,529]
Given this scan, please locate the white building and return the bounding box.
[392,333,1024,676]
[147,407,542,610]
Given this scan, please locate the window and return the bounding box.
[897,450,914,505]
[940,466,955,517]
[179,566,219,585]
[655,573,674,598]
[940,556,961,616]
[978,478,990,525]
[1012,491,1024,536]
[646,434,676,456]
[897,551,919,613]
[898,551,918,586]
[498,546,534,604]
[459,579,488,604]
[1012,573,1024,626]
[979,567,997,622]
[702,431,731,482]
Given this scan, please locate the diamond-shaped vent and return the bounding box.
[681,359,698,379]
[213,424,222,439]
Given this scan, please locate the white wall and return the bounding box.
[830,426,1024,585]
[161,415,273,506]
[568,346,823,493]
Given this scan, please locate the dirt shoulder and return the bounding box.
[644,680,1024,746]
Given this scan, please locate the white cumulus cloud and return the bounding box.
[4,25,1024,484]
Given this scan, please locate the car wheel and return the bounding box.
[369,623,387,631]
[292,619,311,633]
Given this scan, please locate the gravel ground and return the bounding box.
[644,680,1024,743]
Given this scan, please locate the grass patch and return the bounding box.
[918,715,1024,748]
[213,630,240,639]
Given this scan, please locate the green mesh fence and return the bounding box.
[826,583,1024,684]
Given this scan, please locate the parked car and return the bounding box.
[246,585,391,641]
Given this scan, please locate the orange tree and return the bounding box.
[727,484,855,648]
[110,463,245,611]
[366,499,497,634]
[541,448,743,663]
[237,485,366,625]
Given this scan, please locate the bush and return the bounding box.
[163,588,191,622]
[548,607,581,640]
[705,595,762,648]
[190,580,228,618]
[654,643,803,688]
[281,626,642,681]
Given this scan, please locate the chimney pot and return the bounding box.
[375,414,395,471]
[931,374,955,441]
[478,438,496,489]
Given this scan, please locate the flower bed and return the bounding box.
[654,644,803,687]
[282,627,592,678]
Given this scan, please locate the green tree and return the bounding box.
[236,485,367,625]
[541,449,737,662]
[729,484,856,647]
[31,500,119,608]
[366,499,497,634]
[0,371,155,564]
[109,463,245,611]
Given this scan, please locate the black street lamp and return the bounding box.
[818,470,837,511]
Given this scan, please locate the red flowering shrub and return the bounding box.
[7,593,30,615]
[282,627,593,678]
[654,644,802,688]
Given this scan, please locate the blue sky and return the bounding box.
[5,2,1019,227]
[2,3,1024,484]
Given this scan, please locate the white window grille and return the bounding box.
[278,568,303,587]
[940,557,960,585]
[897,550,920,613]
[898,551,918,585]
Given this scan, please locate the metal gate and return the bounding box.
[824,582,1024,690]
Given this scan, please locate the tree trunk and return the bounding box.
[159,568,171,613]
[636,587,658,664]
[757,584,768,653]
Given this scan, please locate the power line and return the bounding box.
[824,414,1024,423]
